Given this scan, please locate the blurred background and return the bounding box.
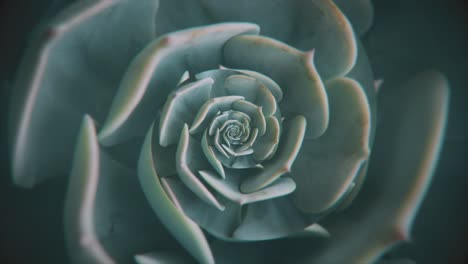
[1,0,467,263]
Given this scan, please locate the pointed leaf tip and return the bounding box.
[64,114,114,263]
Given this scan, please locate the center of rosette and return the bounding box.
[206,110,257,164]
[224,122,244,143]
[217,111,251,146]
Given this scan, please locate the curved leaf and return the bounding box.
[64,115,112,264]
[159,78,214,147]
[291,77,371,214]
[302,71,449,263]
[252,116,281,161]
[224,74,277,116]
[138,123,215,264]
[10,0,158,187]
[240,115,306,193]
[199,170,296,205]
[65,115,175,264]
[176,125,225,211]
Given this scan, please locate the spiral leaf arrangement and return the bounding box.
[8,1,450,263]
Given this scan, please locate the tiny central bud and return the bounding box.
[212,110,253,148]
[222,120,247,145]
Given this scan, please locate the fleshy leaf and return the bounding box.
[291,77,371,214]
[159,78,214,146]
[201,131,226,179]
[64,115,112,264]
[214,129,229,158]
[230,155,260,169]
[208,112,229,136]
[252,116,280,161]
[196,69,238,98]
[98,23,259,146]
[212,142,260,170]
[224,75,277,116]
[293,0,357,80]
[302,71,449,263]
[162,172,309,241]
[221,144,254,157]
[240,115,306,193]
[65,116,176,264]
[176,125,225,211]
[223,35,328,139]
[300,224,330,238]
[335,41,377,210]
[138,123,215,264]
[10,0,158,187]
[333,0,374,36]
[345,40,377,142]
[198,170,296,205]
[222,68,283,102]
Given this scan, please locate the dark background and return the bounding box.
[1,0,467,263]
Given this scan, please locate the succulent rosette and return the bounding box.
[8,0,449,263]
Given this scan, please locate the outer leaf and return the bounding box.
[199,0,357,80]
[64,115,112,264]
[336,40,376,209]
[10,0,158,187]
[64,115,174,264]
[138,123,215,264]
[291,77,371,214]
[302,71,449,263]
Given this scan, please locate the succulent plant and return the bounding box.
[8,0,449,263]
